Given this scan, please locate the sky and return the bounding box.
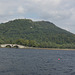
[0,0,75,34]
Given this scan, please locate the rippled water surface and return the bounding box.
[0,48,75,75]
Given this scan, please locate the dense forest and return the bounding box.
[0,19,75,49]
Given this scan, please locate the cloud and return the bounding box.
[17,6,25,14]
[0,0,75,33]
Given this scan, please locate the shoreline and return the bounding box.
[25,47,75,50]
[0,44,75,50]
[0,47,75,50]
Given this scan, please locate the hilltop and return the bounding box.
[0,19,75,48]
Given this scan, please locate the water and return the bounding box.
[0,48,75,75]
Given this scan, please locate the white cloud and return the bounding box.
[17,6,25,14]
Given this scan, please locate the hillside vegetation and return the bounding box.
[0,19,75,48]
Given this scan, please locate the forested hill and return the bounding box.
[0,19,75,48]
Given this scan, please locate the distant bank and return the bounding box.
[0,44,75,50]
[32,47,75,50]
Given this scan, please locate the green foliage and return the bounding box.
[0,19,75,49]
[15,39,38,47]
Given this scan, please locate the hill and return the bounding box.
[0,19,75,48]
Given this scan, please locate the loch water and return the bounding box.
[0,48,75,75]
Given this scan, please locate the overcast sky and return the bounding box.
[0,0,75,34]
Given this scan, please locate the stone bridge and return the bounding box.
[0,44,26,48]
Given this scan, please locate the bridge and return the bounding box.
[0,44,26,48]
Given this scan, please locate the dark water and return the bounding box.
[0,48,75,75]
